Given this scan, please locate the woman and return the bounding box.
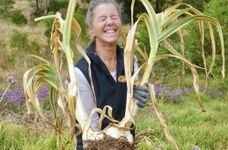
[74,0,149,149]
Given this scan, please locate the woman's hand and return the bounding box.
[133,85,150,108]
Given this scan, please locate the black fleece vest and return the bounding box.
[75,44,127,129]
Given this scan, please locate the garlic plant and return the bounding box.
[23,0,225,149]
[23,0,132,148]
[23,0,80,148]
[119,0,225,149]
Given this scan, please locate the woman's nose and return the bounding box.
[106,17,114,25]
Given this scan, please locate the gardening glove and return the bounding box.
[133,85,150,108]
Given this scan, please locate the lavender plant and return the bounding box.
[0,82,223,106]
[0,85,48,105]
[0,75,16,104]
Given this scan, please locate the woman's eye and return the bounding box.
[111,15,118,20]
[98,17,107,22]
[97,15,119,22]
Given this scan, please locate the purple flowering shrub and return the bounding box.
[153,84,193,102]
[0,84,49,105]
[0,83,224,106]
[0,75,224,106]
[153,84,224,103]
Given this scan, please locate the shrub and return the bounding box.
[29,41,41,54]
[9,10,27,25]
[48,0,69,14]
[8,30,42,70]
[10,31,29,50]
[0,0,14,19]
[10,31,41,54]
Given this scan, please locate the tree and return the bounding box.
[35,0,51,15]
[35,0,40,13]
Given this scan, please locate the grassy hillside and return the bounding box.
[0,20,48,80]
[0,0,50,82]
[0,0,88,83]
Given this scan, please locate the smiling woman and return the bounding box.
[90,3,121,46]
[74,0,149,149]
[74,0,131,149]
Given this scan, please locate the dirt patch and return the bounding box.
[0,109,23,124]
[84,135,135,150]
[0,108,52,132]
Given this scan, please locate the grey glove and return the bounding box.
[133,85,150,108]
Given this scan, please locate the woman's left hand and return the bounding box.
[133,85,150,108]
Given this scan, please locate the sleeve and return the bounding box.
[74,67,99,130]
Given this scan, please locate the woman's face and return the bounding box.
[90,3,121,45]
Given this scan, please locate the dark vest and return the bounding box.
[75,43,127,128]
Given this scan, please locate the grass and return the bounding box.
[0,121,74,150]
[0,91,227,149]
[136,93,228,149]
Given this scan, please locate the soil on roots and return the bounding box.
[84,134,135,150]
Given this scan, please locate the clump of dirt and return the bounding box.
[84,134,135,150]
